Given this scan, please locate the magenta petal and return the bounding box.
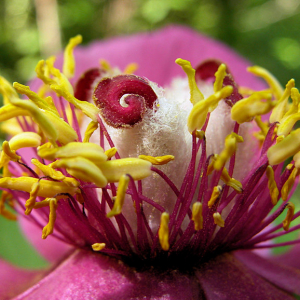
[15,250,203,300]
[234,250,300,295]
[19,216,72,263]
[0,258,45,300]
[196,253,295,300]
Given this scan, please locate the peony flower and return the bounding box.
[1,26,300,299]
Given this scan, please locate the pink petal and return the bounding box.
[196,252,296,300]
[15,250,203,300]
[235,250,300,295]
[0,257,45,300]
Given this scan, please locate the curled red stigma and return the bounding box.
[93,74,157,128]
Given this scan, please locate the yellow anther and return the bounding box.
[281,168,299,201]
[83,121,99,143]
[62,177,80,187]
[0,177,79,198]
[100,59,111,71]
[138,155,175,165]
[9,132,42,151]
[267,128,300,165]
[270,79,295,123]
[188,85,233,133]
[0,104,30,122]
[92,243,106,251]
[213,212,225,227]
[107,174,129,218]
[208,186,222,208]
[283,202,295,231]
[220,168,243,193]
[231,91,274,124]
[31,159,65,181]
[175,58,204,105]
[25,182,40,215]
[214,133,243,170]
[1,141,20,162]
[0,118,23,136]
[35,60,56,85]
[124,63,139,74]
[192,202,203,230]
[266,166,279,205]
[42,198,58,239]
[98,158,152,182]
[105,147,118,160]
[277,112,300,137]
[248,66,284,100]
[51,157,107,187]
[38,142,107,164]
[63,35,82,78]
[195,130,205,139]
[0,76,19,104]
[158,212,170,251]
[13,82,59,116]
[214,64,227,92]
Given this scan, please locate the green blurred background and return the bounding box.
[1,0,300,269]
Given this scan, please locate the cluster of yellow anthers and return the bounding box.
[0,36,172,240]
[176,58,299,233]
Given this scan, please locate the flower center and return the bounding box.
[0,36,300,269]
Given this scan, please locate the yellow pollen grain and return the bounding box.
[83,121,99,143]
[213,212,225,227]
[159,212,170,251]
[208,186,222,208]
[63,35,82,79]
[266,166,279,205]
[92,243,106,251]
[138,155,175,165]
[42,198,58,239]
[192,202,203,230]
[247,66,284,100]
[107,174,129,218]
[283,202,295,231]
[175,58,204,105]
[214,64,227,92]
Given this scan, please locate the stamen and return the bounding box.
[214,63,227,92]
[266,166,279,205]
[267,128,300,165]
[83,121,99,142]
[270,79,295,123]
[281,167,299,201]
[99,59,111,71]
[0,191,16,220]
[283,202,295,231]
[175,58,204,105]
[106,174,129,218]
[124,63,139,74]
[92,243,106,251]
[9,132,42,150]
[25,181,40,215]
[247,66,284,100]
[0,76,19,104]
[63,35,82,78]
[51,157,108,188]
[208,186,222,208]
[159,212,170,251]
[42,198,58,239]
[192,202,203,230]
[0,104,29,122]
[213,212,225,227]
[105,147,117,159]
[214,133,243,170]
[188,85,233,133]
[1,141,20,162]
[138,155,175,165]
[31,159,65,181]
[231,91,274,124]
